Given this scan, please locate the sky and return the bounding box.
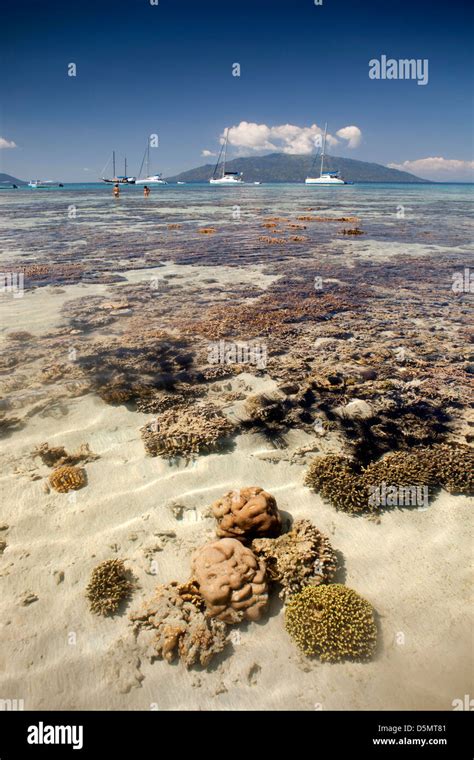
[1,0,473,182]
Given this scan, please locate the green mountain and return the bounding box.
[166,152,428,183]
[0,173,27,186]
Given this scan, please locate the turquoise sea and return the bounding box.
[0,182,472,264]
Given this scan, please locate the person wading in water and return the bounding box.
[113,183,120,198]
[143,185,150,197]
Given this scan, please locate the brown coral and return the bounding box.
[191,538,269,623]
[305,444,474,514]
[34,442,98,468]
[130,581,227,668]
[305,455,368,513]
[140,403,234,458]
[49,465,86,493]
[86,559,134,615]
[252,519,337,600]
[212,487,282,541]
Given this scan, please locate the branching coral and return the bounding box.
[426,443,474,493]
[135,385,204,414]
[34,442,98,467]
[252,519,337,600]
[86,559,134,615]
[305,455,368,513]
[141,403,234,458]
[305,444,474,513]
[285,584,377,661]
[49,465,87,493]
[212,486,282,540]
[192,538,268,623]
[130,581,227,668]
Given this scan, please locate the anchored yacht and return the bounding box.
[135,142,167,184]
[305,123,348,185]
[209,128,244,185]
[101,152,136,184]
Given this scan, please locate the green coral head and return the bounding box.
[284,583,377,662]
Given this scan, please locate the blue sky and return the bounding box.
[1,0,473,181]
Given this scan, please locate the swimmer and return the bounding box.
[143,185,150,197]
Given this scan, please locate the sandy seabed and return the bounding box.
[0,200,472,711]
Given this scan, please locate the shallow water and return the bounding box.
[0,183,472,265]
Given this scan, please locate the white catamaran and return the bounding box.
[135,142,167,185]
[209,128,244,185]
[101,151,136,184]
[28,180,63,188]
[305,123,347,185]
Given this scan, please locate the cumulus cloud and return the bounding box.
[336,126,362,148]
[201,149,216,157]
[0,137,17,149]
[223,121,361,155]
[387,157,474,180]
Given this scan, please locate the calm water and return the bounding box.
[0,183,472,264]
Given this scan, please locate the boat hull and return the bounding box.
[209,178,244,185]
[305,178,347,185]
[135,178,167,185]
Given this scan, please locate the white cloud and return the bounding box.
[201,149,216,157]
[0,137,17,149]
[336,125,362,148]
[223,121,361,155]
[387,157,474,181]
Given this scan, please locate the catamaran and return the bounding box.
[28,180,63,188]
[101,151,136,184]
[209,128,244,185]
[135,142,167,185]
[305,123,348,185]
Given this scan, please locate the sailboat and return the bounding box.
[209,128,244,185]
[135,142,167,185]
[101,151,136,184]
[305,123,347,185]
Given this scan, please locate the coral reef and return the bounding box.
[135,385,204,414]
[285,584,377,661]
[212,486,282,540]
[33,442,98,467]
[86,559,134,616]
[141,403,234,458]
[191,538,268,623]
[342,228,364,235]
[427,443,474,493]
[305,444,474,513]
[252,519,337,600]
[130,581,227,668]
[49,465,87,493]
[305,455,368,513]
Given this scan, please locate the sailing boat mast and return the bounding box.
[113,151,116,179]
[222,128,228,178]
[320,123,327,177]
[146,143,150,177]
[125,157,127,177]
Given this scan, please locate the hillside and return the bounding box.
[166,152,428,183]
[0,173,27,186]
